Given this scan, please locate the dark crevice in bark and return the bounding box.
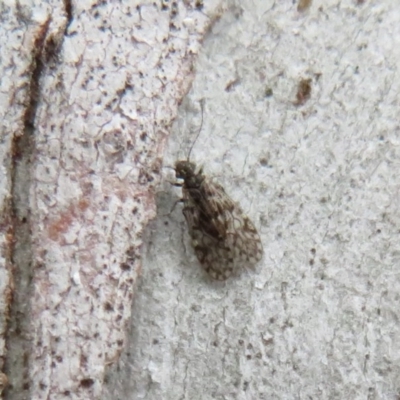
[3,18,51,400]
[64,0,73,29]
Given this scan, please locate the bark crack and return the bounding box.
[4,15,57,400]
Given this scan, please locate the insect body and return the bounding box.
[175,159,263,280]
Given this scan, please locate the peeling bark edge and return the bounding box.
[3,0,221,397]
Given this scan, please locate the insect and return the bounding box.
[173,102,263,280]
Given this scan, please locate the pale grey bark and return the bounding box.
[105,1,400,399]
[2,0,400,399]
[0,0,219,399]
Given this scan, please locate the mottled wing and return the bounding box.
[201,179,263,266]
[182,178,263,280]
[182,187,235,280]
[191,227,235,280]
[225,208,264,266]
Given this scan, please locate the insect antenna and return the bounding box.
[187,99,205,162]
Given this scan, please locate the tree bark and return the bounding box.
[2,1,400,399]
[0,0,219,398]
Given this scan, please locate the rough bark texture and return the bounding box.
[0,0,220,399]
[1,0,400,399]
[104,1,400,399]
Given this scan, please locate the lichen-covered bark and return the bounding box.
[0,0,221,399]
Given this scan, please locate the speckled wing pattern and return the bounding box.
[175,160,263,280]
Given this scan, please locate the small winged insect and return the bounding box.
[173,102,263,280]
